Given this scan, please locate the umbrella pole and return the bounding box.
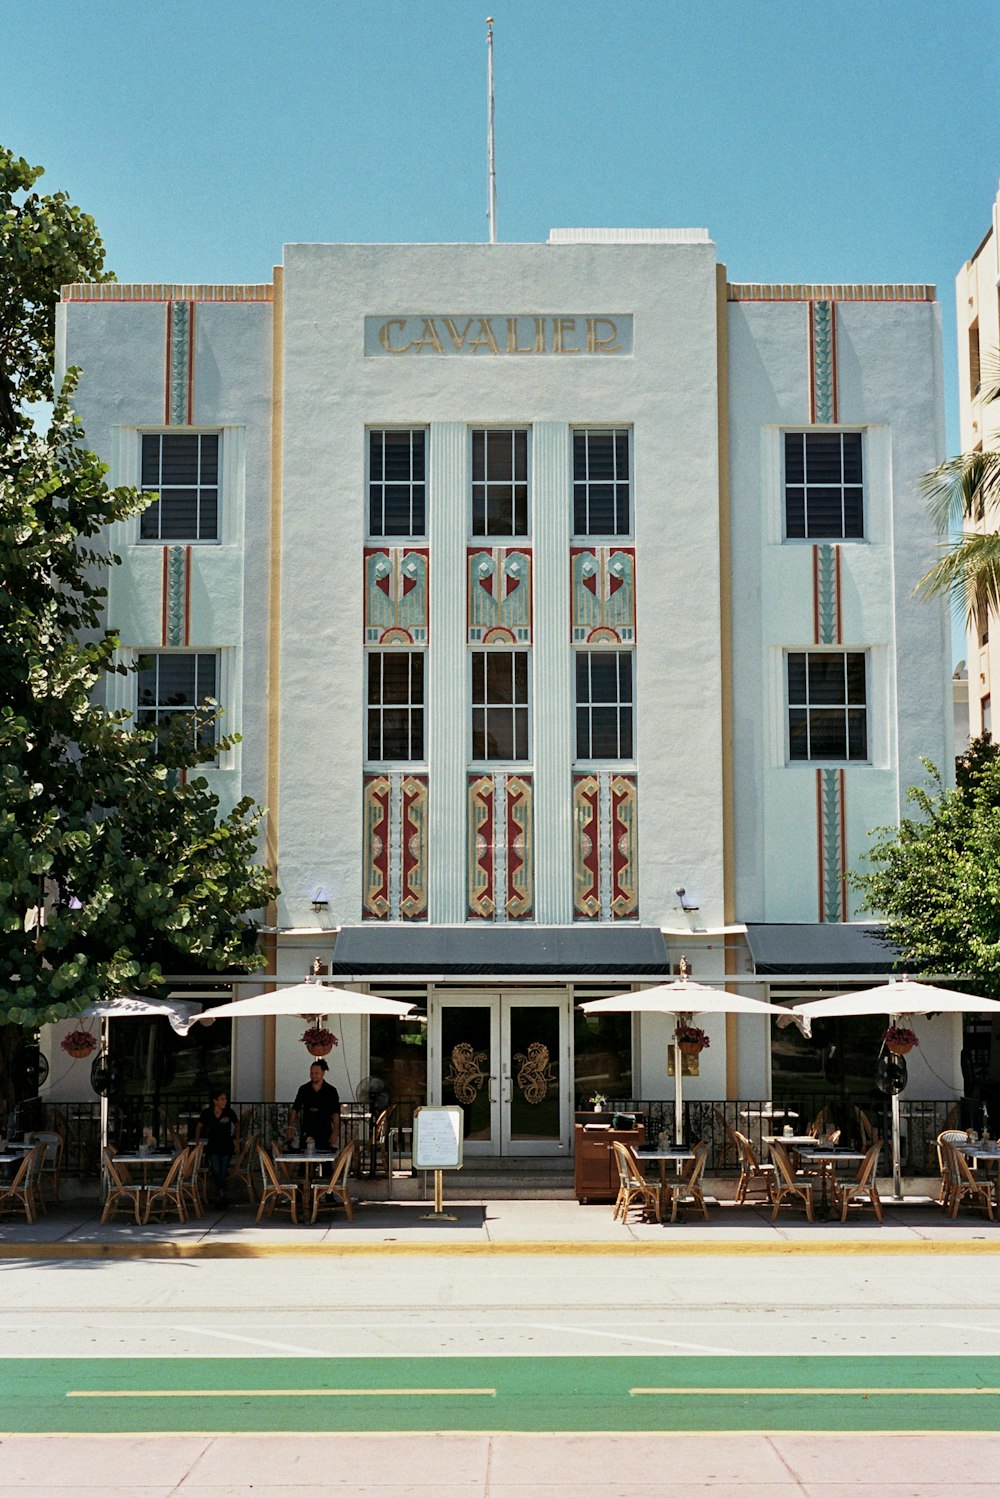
[890,1011,903,1201]
[673,1039,683,1145]
[99,1017,109,1203]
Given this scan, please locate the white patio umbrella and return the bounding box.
[793,978,1000,1199]
[579,979,788,1142]
[183,981,415,1026]
[78,994,210,1156]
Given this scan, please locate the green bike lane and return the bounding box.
[4,1355,1000,1434]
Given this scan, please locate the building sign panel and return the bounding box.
[365,315,632,357]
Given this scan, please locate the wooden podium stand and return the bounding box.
[573,1113,646,1203]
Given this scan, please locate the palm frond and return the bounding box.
[915,531,1000,623]
[921,449,1000,533]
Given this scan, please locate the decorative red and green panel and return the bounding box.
[468,548,532,645]
[573,772,638,921]
[468,773,534,920]
[364,548,429,645]
[362,773,428,921]
[570,547,636,644]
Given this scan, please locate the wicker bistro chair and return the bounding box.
[805,1108,829,1140]
[31,1131,64,1204]
[101,1148,150,1225]
[143,1152,188,1225]
[611,1141,661,1225]
[660,1142,710,1224]
[22,1141,48,1219]
[310,1141,356,1223]
[0,1150,38,1224]
[832,1142,883,1223]
[733,1130,776,1205]
[231,1131,261,1204]
[942,1141,994,1221]
[768,1141,815,1222]
[257,1145,300,1223]
[936,1130,970,1209]
[179,1142,206,1218]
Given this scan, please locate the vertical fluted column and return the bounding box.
[427,422,468,922]
[532,422,573,922]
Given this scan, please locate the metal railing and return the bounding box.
[13,1095,958,1180]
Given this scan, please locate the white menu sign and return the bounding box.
[412,1107,464,1170]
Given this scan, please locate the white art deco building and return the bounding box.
[51,228,957,1155]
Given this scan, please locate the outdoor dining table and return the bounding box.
[798,1148,867,1216]
[113,1151,177,1184]
[272,1149,340,1210]
[634,1145,696,1211]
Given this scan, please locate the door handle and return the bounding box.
[488,1074,498,1104]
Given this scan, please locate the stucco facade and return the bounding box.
[49,234,957,1141]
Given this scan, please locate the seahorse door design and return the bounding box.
[434,993,569,1157]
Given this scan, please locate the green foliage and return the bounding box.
[0,147,278,1039]
[0,147,113,441]
[854,737,1000,998]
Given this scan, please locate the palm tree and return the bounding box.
[917,360,1000,622]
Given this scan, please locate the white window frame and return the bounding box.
[573,650,635,763]
[571,426,633,540]
[469,426,531,540]
[367,427,429,540]
[135,648,222,761]
[135,430,223,545]
[469,649,532,764]
[781,429,866,543]
[784,648,870,765]
[364,649,427,766]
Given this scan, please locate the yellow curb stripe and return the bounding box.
[7,1428,1000,1440]
[631,1386,1000,1397]
[68,1388,495,1400]
[1,1238,1000,1260]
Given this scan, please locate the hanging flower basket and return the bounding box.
[674,1023,710,1056]
[883,1024,919,1057]
[60,1030,98,1060]
[301,1025,337,1058]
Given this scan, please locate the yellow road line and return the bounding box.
[631,1386,1000,1397]
[3,1239,1000,1260]
[67,1388,495,1400]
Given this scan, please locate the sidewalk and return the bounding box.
[2,1186,998,1256]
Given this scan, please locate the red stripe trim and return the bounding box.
[812,547,820,644]
[187,302,195,423]
[816,770,825,923]
[164,303,173,425]
[160,549,169,644]
[808,302,817,424]
[838,768,847,919]
[183,547,192,646]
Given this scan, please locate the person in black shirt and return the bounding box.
[195,1090,240,1205]
[287,1060,341,1149]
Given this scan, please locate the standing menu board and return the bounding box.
[412,1107,464,1171]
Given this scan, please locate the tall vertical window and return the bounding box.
[471,429,529,536]
[140,433,219,541]
[983,695,992,738]
[369,429,426,536]
[970,320,982,398]
[575,652,634,759]
[137,652,219,751]
[784,431,864,540]
[471,651,529,760]
[573,428,630,535]
[787,651,868,762]
[366,652,425,761]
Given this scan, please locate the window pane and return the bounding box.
[573,488,589,535]
[573,433,588,481]
[808,709,847,759]
[487,654,515,704]
[199,435,219,484]
[784,433,804,484]
[141,435,160,485]
[380,709,411,759]
[590,707,621,757]
[847,709,868,759]
[585,485,617,533]
[576,706,591,760]
[614,432,630,479]
[159,491,199,539]
[472,708,487,760]
[139,499,161,539]
[618,706,633,758]
[471,652,485,704]
[410,652,425,702]
[486,429,514,480]
[369,431,384,481]
[410,708,424,759]
[472,430,486,482]
[367,653,383,704]
[846,654,866,704]
[367,711,381,761]
[587,655,620,702]
[158,656,198,706]
[513,652,528,701]
[787,654,807,704]
[586,433,616,479]
[575,653,590,700]
[514,707,529,760]
[803,433,843,484]
[485,707,514,758]
[842,488,863,537]
[382,433,414,481]
[841,433,863,484]
[788,707,809,759]
[161,434,200,484]
[199,489,219,540]
[380,655,412,704]
[804,487,844,537]
[807,655,846,705]
[513,429,528,478]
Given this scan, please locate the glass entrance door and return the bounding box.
[432,991,570,1157]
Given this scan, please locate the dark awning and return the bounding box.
[744,923,901,977]
[329,926,672,979]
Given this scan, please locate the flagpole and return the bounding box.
[486,17,497,243]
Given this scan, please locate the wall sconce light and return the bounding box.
[675,886,700,913]
[311,887,330,911]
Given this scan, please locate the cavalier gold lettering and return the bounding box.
[586,317,622,354]
[378,318,411,353]
[442,317,475,353]
[409,318,444,355]
[468,318,501,355]
[554,317,579,354]
[506,317,535,354]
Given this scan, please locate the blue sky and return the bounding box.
[6,0,998,452]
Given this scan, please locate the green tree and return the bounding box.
[917,360,1000,621]
[854,737,1000,998]
[0,147,277,1117]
